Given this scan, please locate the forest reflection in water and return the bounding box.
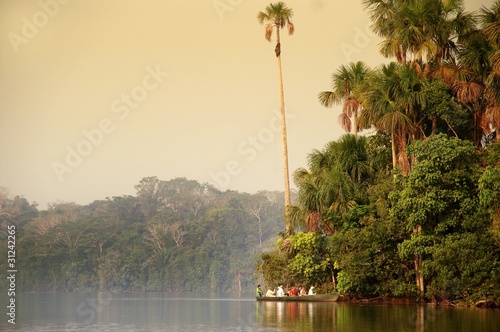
[2,292,498,331]
[254,300,498,332]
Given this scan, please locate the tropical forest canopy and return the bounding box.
[0,178,286,292]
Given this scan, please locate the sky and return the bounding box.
[0,0,495,209]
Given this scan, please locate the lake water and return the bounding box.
[1,292,499,331]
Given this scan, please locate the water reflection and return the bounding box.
[255,301,499,332]
[414,305,425,332]
[1,293,498,331]
[256,301,338,330]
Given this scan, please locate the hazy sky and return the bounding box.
[0,0,494,209]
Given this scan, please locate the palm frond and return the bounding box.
[257,2,294,42]
[338,112,352,133]
[265,24,273,42]
[317,90,338,107]
[453,81,484,103]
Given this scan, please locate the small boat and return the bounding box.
[256,293,339,302]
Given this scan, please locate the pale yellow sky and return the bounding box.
[0,0,494,208]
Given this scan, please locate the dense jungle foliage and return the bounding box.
[0,178,286,292]
[257,134,500,305]
[256,0,500,305]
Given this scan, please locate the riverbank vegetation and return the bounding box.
[257,0,500,306]
[257,134,500,306]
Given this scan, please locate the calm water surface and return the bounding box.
[1,292,498,331]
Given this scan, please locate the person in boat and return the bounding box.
[299,286,307,296]
[256,285,263,297]
[265,288,276,297]
[276,285,285,297]
[308,286,316,296]
[289,287,298,296]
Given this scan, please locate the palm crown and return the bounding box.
[257,2,294,57]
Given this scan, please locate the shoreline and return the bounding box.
[337,295,499,308]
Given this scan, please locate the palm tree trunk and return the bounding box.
[353,109,358,137]
[391,131,397,171]
[275,31,292,232]
[415,255,424,296]
[431,115,437,135]
[413,225,424,297]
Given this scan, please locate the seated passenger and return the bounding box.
[276,286,285,297]
[265,288,276,297]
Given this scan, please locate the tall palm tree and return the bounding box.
[357,62,423,174]
[257,2,295,232]
[455,7,497,146]
[292,134,372,234]
[363,0,407,63]
[318,62,371,137]
[480,1,500,140]
[482,1,500,76]
[363,0,474,67]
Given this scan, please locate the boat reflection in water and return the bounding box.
[254,293,339,329]
[256,300,338,330]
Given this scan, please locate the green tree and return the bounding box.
[330,214,411,297]
[318,61,371,137]
[357,62,419,174]
[363,0,474,66]
[391,134,481,298]
[258,2,295,232]
[292,134,373,233]
[0,189,38,236]
[479,1,500,140]
[135,176,165,220]
[420,78,467,136]
[479,145,500,246]
[288,232,333,286]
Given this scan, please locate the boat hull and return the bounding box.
[256,293,339,302]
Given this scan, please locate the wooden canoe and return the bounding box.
[256,293,339,302]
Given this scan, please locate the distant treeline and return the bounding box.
[0,178,285,292]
